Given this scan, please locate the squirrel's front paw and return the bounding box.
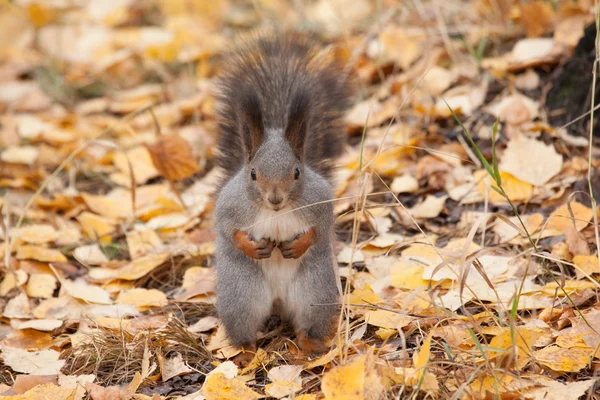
[234,230,276,259]
[254,238,277,259]
[279,228,315,259]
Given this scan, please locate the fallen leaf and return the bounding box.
[1,346,65,375]
[26,273,57,299]
[500,136,563,186]
[525,378,598,400]
[322,355,366,400]
[13,374,58,394]
[147,134,200,181]
[73,244,109,265]
[390,174,419,193]
[16,245,67,263]
[161,352,192,382]
[112,146,160,185]
[3,292,32,318]
[475,170,533,203]
[89,252,170,281]
[572,255,600,277]
[62,279,113,305]
[116,288,168,309]
[14,224,58,244]
[126,228,162,259]
[200,372,261,400]
[364,310,413,330]
[1,145,39,164]
[520,0,555,37]
[265,365,303,399]
[188,316,219,333]
[534,345,591,372]
[413,333,432,381]
[542,202,593,237]
[409,195,447,219]
[76,212,116,243]
[17,319,62,332]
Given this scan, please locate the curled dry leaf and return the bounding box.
[147,134,200,181]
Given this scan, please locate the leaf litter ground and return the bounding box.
[0,1,600,399]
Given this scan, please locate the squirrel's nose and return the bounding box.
[268,193,283,205]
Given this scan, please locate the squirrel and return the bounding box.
[213,33,352,362]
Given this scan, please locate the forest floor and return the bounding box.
[0,0,600,399]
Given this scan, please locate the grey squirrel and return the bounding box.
[213,33,352,362]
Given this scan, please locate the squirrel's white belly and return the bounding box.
[248,207,309,315]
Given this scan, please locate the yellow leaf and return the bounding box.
[89,252,170,281]
[364,310,413,330]
[542,202,593,237]
[413,333,432,381]
[16,245,67,263]
[25,273,57,299]
[27,3,56,28]
[200,373,261,400]
[76,212,116,244]
[572,255,600,276]
[475,170,533,203]
[520,0,555,38]
[81,193,133,220]
[116,288,168,309]
[346,288,380,307]
[375,328,397,341]
[112,146,160,185]
[126,228,162,259]
[489,328,536,369]
[390,262,428,290]
[322,355,366,400]
[534,345,591,372]
[555,333,588,349]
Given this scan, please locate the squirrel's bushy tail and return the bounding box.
[214,32,352,184]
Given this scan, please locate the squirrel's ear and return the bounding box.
[285,90,310,161]
[238,90,264,162]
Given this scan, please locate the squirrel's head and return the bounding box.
[237,89,309,211]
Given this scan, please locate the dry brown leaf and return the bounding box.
[147,134,200,181]
[520,1,555,37]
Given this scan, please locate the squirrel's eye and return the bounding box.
[294,168,300,180]
[251,168,257,181]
